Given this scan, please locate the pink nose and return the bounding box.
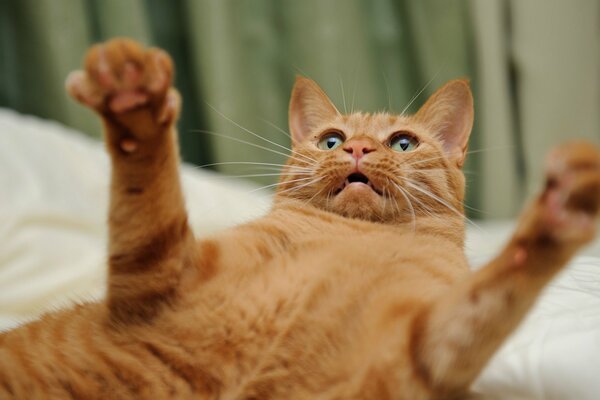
[343,139,376,160]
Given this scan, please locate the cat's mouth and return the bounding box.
[335,172,382,196]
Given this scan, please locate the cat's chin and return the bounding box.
[330,183,384,221]
[338,182,380,197]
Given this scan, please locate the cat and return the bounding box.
[1,37,600,400]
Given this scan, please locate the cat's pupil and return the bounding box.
[327,139,337,149]
[399,138,410,151]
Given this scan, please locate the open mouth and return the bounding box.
[335,172,382,195]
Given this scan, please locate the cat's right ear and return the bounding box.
[289,77,340,144]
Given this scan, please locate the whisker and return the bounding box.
[350,63,359,114]
[195,161,312,170]
[191,129,314,167]
[254,166,314,174]
[382,71,392,112]
[260,119,292,140]
[392,188,409,226]
[393,174,485,217]
[246,176,316,195]
[405,154,448,167]
[292,65,311,79]
[339,75,348,114]
[407,146,515,168]
[205,103,316,164]
[464,146,515,155]
[401,67,442,116]
[305,183,326,205]
[400,186,436,218]
[420,167,477,176]
[402,179,483,232]
[326,187,333,210]
[391,182,416,231]
[276,177,323,196]
[218,172,312,179]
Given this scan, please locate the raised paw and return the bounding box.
[66,38,180,149]
[541,141,600,244]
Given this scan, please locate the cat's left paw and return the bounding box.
[542,141,600,244]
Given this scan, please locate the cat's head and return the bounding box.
[275,77,474,224]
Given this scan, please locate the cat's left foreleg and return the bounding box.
[410,142,600,398]
[66,39,197,323]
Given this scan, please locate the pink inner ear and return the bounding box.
[440,106,473,163]
[414,80,474,166]
[289,77,339,144]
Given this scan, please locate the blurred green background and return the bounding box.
[0,0,598,218]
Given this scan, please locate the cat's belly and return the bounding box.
[0,232,467,399]
[175,232,467,397]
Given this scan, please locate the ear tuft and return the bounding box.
[289,77,339,144]
[414,79,474,167]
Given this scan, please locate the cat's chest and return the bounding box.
[164,223,465,392]
[184,225,458,338]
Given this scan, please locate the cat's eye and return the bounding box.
[389,133,418,152]
[317,132,345,150]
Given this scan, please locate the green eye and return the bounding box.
[390,133,418,152]
[317,132,344,150]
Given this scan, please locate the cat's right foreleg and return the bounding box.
[410,142,600,398]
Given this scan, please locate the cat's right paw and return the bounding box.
[541,141,600,244]
[66,38,180,135]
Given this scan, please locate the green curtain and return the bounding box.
[1,0,599,219]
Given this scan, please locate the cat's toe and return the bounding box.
[68,38,174,117]
[65,70,104,109]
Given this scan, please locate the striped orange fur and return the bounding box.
[1,38,600,399]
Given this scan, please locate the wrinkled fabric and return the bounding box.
[0,108,271,328]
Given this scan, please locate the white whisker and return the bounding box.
[260,119,292,140]
[391,182,416,231]
[195,161,312,170]
[191,129,314,167]
[382,71,392,112]
[401,186,436,218]
[276,177,323,196]
[325,187,333,210]
[339,75,348,114]
[402,179,483,232]
[206,103,316,164]
[350,63,359,114]
[405,154,448,167]
[401,68,442,116]
[305,184,326,205]
[407,146,515,168]
[219,172,311,179]
[246,176,315,195]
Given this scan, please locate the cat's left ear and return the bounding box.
[289,76,340,145]
[414,79,474,167]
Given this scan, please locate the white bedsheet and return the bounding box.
[1,108,599,399]
[0,108,271,328]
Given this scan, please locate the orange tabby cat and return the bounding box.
[1,38,600,400]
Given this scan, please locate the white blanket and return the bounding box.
[1,108,598,399]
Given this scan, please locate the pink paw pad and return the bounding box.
[120,139,139,153]
[109,90,149,113]
[542,141,600,243]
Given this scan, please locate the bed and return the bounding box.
[1,108,598,399]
